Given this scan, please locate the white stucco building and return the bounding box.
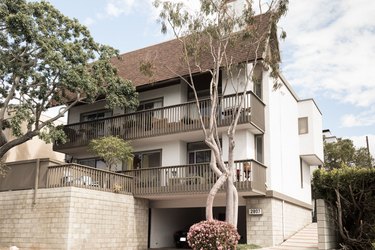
[50,12,324,248]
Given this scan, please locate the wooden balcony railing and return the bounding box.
[54,91,265,150]
[47,164,133,194]
[4,160,265,197]
[122,159,267,197]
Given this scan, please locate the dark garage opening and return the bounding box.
[149,206,247,248]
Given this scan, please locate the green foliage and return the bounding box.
[88,136,133,171]
[39,124,66,144]
[187,220,240,250]
[312,167,375,249]
[324,139,374,169]
[0,0,138,158]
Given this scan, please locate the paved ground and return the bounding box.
[259,223,318,250]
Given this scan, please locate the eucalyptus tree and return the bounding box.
[154,0,288,226]
[0,0,138,159]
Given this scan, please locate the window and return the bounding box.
[255,135,263,163]
[187,141,211,164]
[132,150,162,169]
[137,98,163,130]
[187,72,222,101]
[80,109,112,122]
[77,158,106,170]
[253,64,263,99]
[298,117,309,134]
[138,98,163,111]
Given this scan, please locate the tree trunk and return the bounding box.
[206,173,228,220]
[226,175,234,224]
[226,130,237,225]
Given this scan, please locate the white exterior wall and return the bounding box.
[132,140,186,167]
[298,100,324,163]
[138,82,186,106]
[263,70,312,204]
[222,64,253,96]
[222,129,255,161]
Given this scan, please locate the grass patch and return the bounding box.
[237,243,262,249]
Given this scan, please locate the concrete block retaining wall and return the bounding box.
[0,187,149,250]
[316,199,338,250]
[246,197,311,247]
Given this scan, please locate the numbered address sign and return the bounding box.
[248,208,262,215]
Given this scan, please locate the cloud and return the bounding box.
[105,0,136,17]
[83,17,95,27]
[103,0,201,19]
[341,106,375,128]
[279,0,375,108]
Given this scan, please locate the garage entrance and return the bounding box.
[149,206,247,249]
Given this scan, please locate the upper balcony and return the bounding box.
[54,91,264,153]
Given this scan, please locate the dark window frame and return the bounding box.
[137,97,164,111]
[298,117,309,135]
[255,135,264,163]
[77,157,106,169]
[80,109,112,122]
[132,149,162,169]
[187,72,222,101]
[253,63,263,99]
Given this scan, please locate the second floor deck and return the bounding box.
[54,91,265,152]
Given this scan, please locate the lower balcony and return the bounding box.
[54,91,265,153]
[122,159,267,198]
[1,159,267,199]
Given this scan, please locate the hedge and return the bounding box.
[312,167,375,249]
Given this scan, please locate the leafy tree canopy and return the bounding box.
[324,139,374,169]
[88,136,133,171]
[0,0,138,159]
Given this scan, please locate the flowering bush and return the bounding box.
[187,220,240,250]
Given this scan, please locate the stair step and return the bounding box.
[260,223,318,250]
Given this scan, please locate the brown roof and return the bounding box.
[111,13,274,88]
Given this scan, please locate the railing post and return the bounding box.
[33,158,40,205]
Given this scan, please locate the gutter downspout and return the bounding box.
[282,200,285,241]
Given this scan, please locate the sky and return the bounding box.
[42,0,375,156]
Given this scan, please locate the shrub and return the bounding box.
[312,166,375,249]
[187,220,240,250]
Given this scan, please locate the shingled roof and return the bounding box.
[111,12,275,88]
